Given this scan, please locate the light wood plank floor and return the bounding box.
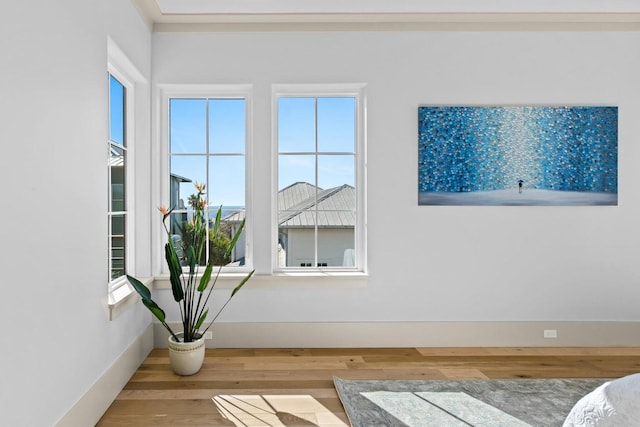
[97,347,640,426]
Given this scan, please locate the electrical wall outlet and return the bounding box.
[204,331,213,340]
[543,329,558,339]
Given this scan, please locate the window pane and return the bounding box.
[170,156,206,210]
[316,182,356,267]
[212,210,246,266]
[168,211,195,266]
[278,179,319,268]
[278,154,316,192]
[318,155,355,189]
[109,75,125,146]
[110,214,126,279]
[278,97,316,153]
[318,97,355,153]
[209,156,245,207]
[209,155,246,266]
[318,227,355,267]
[110,145,125,212]
[209,99,245,154]
[278,218,316,268]
[170,99,206,153]
[278,180,317,220]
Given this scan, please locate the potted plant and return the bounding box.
[127,182,254,375]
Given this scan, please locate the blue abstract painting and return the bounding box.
[418,106,618,206]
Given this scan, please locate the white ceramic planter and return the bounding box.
[167,333,205,376]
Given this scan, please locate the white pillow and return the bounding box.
[563,373,640,427]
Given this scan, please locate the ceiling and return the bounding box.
[131,0,640,31]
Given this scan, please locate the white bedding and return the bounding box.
[563,373,640,427]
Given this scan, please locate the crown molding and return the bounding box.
[131,0,162,27]
[157,13,640,33]
[130,1,640,32]
[148,0,640,15]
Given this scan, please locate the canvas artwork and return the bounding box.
[418,106,618,206]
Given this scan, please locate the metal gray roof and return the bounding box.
[222,182,356,228]
[278,182,318,211]
[278,182,355,228]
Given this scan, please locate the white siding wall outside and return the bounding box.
[287,228,355,267]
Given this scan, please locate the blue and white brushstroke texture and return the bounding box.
[418,106,617,205]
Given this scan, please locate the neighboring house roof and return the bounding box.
[223,181,355,228]
[278,182,355,228]
[278,181,318,211]
[220,208,246,224]
[109,146,124,167]
[170,173,193,183]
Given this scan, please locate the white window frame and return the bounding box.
[107,64,136,294]
[272,83,367,274]
[159,84,254,275]
[106,37,149,319]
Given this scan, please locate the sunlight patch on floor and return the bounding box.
[213,394,348,427]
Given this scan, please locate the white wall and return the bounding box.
[0,1,152,425]
[152,30,640,328]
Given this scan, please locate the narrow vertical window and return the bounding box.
[108,74,127,282]
[168,97,247,267]
[277,94,361,270]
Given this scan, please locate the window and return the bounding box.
[108,73,128,287]
[274,84,366,271]
[107,38,149,317]
[166,89,250,269]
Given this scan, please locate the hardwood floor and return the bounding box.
[97,347,640,426]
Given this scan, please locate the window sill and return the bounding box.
[153,271,368,289]
[106,276,152,320]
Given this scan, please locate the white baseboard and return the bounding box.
[153,321,640,348]
[55,324,153,427]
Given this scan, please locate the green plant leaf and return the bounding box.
[186,244,197,275]
[127,275,171,328]
[166,238,182,275]
[165,242,184,302]
[224,219,245,258]
[231,270,254,298]
[127,275,152,302]
[212,205,222,238]
[197,261,214,292]
[195,309,208,331]
[142,298,166,323]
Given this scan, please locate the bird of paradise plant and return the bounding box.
[127,182,254,342]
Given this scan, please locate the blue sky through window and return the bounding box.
[108,74,126,281]
[109,75,125,146]
[169,96,356,209]
[170,98,246,210]
[278,96,356,191]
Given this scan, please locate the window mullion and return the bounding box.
[314,97,319,268]
[205,98,211,262]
